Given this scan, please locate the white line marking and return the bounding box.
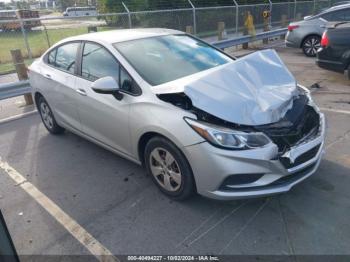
[325,130,350,150]
[176,201,247,254]
[320,108,350,115]
[175,207,221,248]
[0,158,118,262]
[219,199,270,254]
[0,110,38,125]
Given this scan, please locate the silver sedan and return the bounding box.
[286,4,350,57]
[29,29,325,200]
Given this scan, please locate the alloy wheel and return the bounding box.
[40,102,54,129]
[303,36,321,57]
[149,147,182,192]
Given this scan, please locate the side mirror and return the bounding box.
[92,76,120,94]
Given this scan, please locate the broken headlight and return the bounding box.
[184,118,272,150]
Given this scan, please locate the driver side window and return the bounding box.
[81,42,141,95]
[81,43,119,82]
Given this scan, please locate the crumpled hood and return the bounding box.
[152,49,299,126]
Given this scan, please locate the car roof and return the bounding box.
[62,28,183,45]
[323,3,350,12]
[333,1,350,5]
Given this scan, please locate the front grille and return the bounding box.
[255,95,320,153]
[280,144,321,169]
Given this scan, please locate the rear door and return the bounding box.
[40,42,82,131]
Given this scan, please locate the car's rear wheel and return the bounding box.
[302,35,321,57]
[144,137,195,200]
[38,96,65,134]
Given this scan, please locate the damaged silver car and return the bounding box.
[29,29,326,200]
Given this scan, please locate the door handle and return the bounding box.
[44,73,51,79]
[76,88,87,96]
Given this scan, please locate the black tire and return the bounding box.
[347,65,350,80]
[38,96,65,135]
[144,136,195,201]
[302,35,321,57]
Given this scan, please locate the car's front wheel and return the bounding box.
[302,35,321,57]
[144,137,195,200]
[38,96,65,134]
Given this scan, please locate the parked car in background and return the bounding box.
[29,29,325,200]
[316,22,350,79]
[322,1,350,11]
[332,1,350,7]
[285,4,350,57]
[63,6,97,17]
[0,9,41,31]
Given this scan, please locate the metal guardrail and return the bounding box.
[0,27,287,101]
[0,80,31,100]
[212,28,288,49]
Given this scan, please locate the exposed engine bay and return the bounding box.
[158,91,320,155]
[154,49,321,155]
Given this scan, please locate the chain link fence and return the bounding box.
[0,0,346,75]
[129,9,194,32]
[195,6,237,37]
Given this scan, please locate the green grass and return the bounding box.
[0,58,35,75]
[0,27,87,73]
[0,26,122,74]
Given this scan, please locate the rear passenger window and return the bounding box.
[321,12,335,21]
[340,9,350,21]
[48,49,56,65]
[81,43,119,82]
[322,9,350,21]
[54,43,79,73]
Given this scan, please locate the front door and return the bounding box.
[74,42,133,155]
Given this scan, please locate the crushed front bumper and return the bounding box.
[184,113,326,200]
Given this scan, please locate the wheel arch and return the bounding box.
[138,131,198,197]
[34,91,44,109]
[341,50,350,70]
[300,34,322,48]
[138,131,169,166]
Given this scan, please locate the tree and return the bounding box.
[16,1,30,9]
[56,0,76,11]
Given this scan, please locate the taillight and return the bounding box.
[321,32,329,47]
[288,25,299,31]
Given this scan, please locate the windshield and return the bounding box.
[113,34,232,86]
